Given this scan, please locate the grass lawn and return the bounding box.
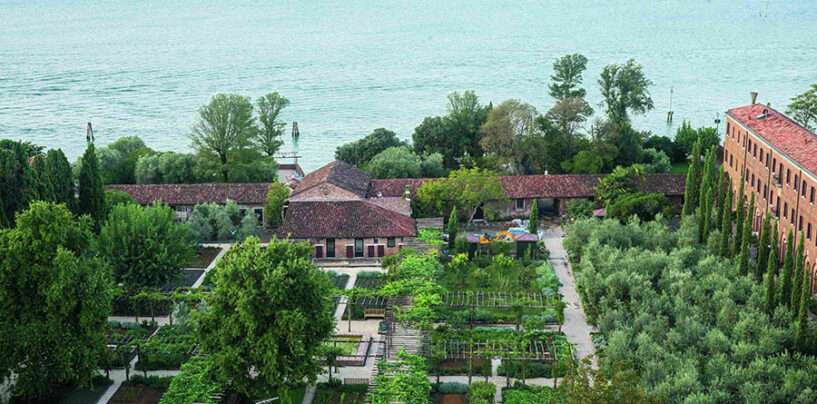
[670,162,689,173]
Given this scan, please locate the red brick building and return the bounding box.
[723,103,817,292]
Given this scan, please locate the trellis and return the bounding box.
[441,292,556,309]
[433,339,558,361]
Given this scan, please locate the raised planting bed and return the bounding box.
[132,325,199,371]
[326,333,372,366]
[160,269,204,291]
[434,358,491,377]
[429,382,469,404]
[430,393,467,404]
[9,376,112,404]
[189,247,222,268]
[107,384,166,404]
[312,383,367,404]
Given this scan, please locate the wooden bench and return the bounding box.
[363,308,386,319]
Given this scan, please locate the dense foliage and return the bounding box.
[188,200,260,242]
[365,146,445,179]
[264,180,290,227]
[335,128,407,167]
[415,167,508,222]
[0,202,113,399]
[198,237,335,398]
[99,201,195,290]
[565,217,817,402]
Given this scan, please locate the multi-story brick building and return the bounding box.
[723,103,817,292]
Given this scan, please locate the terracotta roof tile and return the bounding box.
[105,183,271,205]
[727,104,817,175]
[291,160,370,198]
[277,200,416,239]
[370,173,686,199]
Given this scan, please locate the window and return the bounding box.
[784,202,788,218]
[745,170,749,182]
[730,154,733,168]
[763,185,767,200]
[808,223,812,240]
[792,209,796,225]
[799,216,804,231]
[759,149,764,163]
[373,238,378,244]
[751,173,755,188]
[387,237,395,248]
[777,196,781,212]
[780,163,784,176]
[811,187,815,204]
[326,238,335,258]
[772,158,777,172]
[794,175,799,191]
[787,169,791,185]
[727,122,731,136]
[753,143,757,157]
[354,238,364,257]
[516,198,525,210]
[802,181,808,197]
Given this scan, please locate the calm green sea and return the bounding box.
[1,0,816,171]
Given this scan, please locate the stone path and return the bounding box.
[541,226,597,368]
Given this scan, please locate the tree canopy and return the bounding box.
[598,58,654,123]
[190,93,257,182]
[0,202,113,399]
[99,201,195,290]
[787,83,817,131]
[198,237,335,399]
[416,167,509,223]
[365,146,445,179]
[78,142,106,226]
[335,128,407,168]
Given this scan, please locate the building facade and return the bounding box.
[723,103,817,292]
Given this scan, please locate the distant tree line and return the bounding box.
[334,55,724,179]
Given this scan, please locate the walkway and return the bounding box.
[541,226,597,367]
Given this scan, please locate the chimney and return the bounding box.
[750,92,758,104]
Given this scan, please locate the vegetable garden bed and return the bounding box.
[312,383,367,404]
[189,247,222,268]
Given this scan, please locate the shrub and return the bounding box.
[437,382,469,395]
[121,321,141,330]
[128,374,174,389]
[467,381,495,403]
[497,360,567,378]
[108,320,121,328]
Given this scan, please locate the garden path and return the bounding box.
[541,226,597,368]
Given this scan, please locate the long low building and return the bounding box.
[107,160,686,258]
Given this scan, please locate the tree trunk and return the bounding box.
[347,302,352,332]
[220,152,228,182]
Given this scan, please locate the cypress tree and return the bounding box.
[0,199,8,229]
[757,214,771,282]
[764,220,779,313]
[698,147,717,214]
[529,201,538,235]
[0,140,40,220]
[738,210,751,276]
[791,233,806,315]
[794,273,811,353]
[718,181,733,257]
[447,207,459,250]
[780,230,795,308]
[78,143,105,226]
[700,187,712,243]
[682,138,702,216]
[716,169,726,231]
[45,149,77,212]
[733,174,745,255]
[31,155,55,203]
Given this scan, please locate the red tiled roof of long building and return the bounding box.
[291,160,370,198]
[105,183,272,205]
[370,173,686,199]
[727,104,817,175]
[277,200,416,239]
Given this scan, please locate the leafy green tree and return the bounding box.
[0,199,8,228]
[780,230,795,308]
[562,150,604,174]
[44,148,76,210]
[478,99,540,173]
[104,189,136,215]
[336,128,406,167]
[0,139,40,221]
[190,93,256,182]
[235,210,260,242]
[546,97,592,149]
[595,165,645,203]
[566,358,661,404]
[254,92,290,157]
[99,201,194,290]
[598,58,654,123]
[549,53,589,101]
[78,142,106,226]
[641,148,671,173]
[447,207,459,250]
[365,146,444,179]
[786,83,817,131]
[161,356,224,404]
[607,192,672,222]
[445,90,491,160]
[97,136,147,184]
[134,152,201,184]
[758,214,771,282]
[0,202,112,399]
[791,233,806,315]
[416,167,508,224]
[674,121,720,159]
[681,138,701,216]
[764,220,779,313]
[371,351,432,404]
[198,237,335,399]
[566,199,596,219]
[264,181,290,227]
[644,135,684,164]
[718,182,733,257]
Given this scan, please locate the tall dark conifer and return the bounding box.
[763,220,779,313]
[682,138,702,216]
[780,230,795,308]
[791,233,806,315]
[737,196,753,277]
[718,182,733,257]
[794,272,811,353]
[716,169,726,232]
[757,214,771,282]
[733,174,745,255]
[45,149,76,212]
[78,143,105,226]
